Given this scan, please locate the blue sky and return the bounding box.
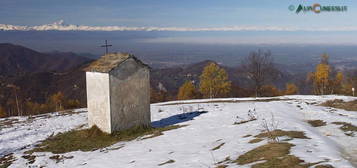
[1,0,357,46]
[0,0,356,27]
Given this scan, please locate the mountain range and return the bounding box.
[0,43,353,112]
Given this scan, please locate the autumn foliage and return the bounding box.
[260,85,281,97]
[307,54,346,95]
[284,83,299,95]
[0,106,6,118]
[177,81,198,100]
[199,63,231,98]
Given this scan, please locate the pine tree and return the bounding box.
[177,81,197,100]
[199,63,231,98]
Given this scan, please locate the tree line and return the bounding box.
[0,91,81,118]
[1,50,356,118]
[152,50,356,102]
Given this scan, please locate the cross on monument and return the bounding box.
[101,40,112,54]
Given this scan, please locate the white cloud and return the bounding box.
[1,20,357,32]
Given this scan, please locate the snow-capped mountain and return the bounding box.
[2,20,357,32]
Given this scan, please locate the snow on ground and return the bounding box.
[0,109,87,156]
[1,95,357,168]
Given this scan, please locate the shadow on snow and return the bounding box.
[151,111,208,128]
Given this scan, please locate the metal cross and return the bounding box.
[101,40,112,54]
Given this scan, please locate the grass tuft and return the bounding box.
[307,120,327,127]
[332,122,357,136]
[0,153,15,168]
[315,164,335,168]
[255,129,310,140]
[234,118,257,125]
[235,143,293,165]
[22,155,36,164]
[212,143,225,151]
[27,125,185,154]
[321,99,357,111]
[158,159,175,166]
[242,134,252,138]
[235,142,320,168]
[249,138,264,144]
[49,155,74,163]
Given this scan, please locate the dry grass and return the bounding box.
[249,138,264,144]
[27,125,185,154]
[315,164,335,168]
[307,120,327,127]
[160,98,293,106]
[255,129,310,140]
[212,143,225,151]
[0,118,21,129]
[235,143,319,168]
[235,143,293,165]
[0,153,15,168]
[321,99,357,111]
[332,122,357,136]
[158,159,175,166]
[49,155,74,163]
[234,118,257,125]
[21,155,36,164]
[215,157,231,168]
[242,134,252,138]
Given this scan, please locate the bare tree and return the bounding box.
[241,50,276,97]
[6,84,21,116]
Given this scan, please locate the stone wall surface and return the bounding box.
[86,72,112,133]
[109,58,151,132]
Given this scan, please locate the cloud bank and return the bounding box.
[1,20,357,32]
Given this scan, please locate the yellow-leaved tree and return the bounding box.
[260,84,281,97]
[314,63,330,94]
[333,72,344,94]
[177,81,197,100]
[49,92,65,111]
[284,83,299,95]
[307,54,331,95]
[0,106,6,118]
[199,63,231,98]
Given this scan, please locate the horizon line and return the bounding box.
[1,20,357,32]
